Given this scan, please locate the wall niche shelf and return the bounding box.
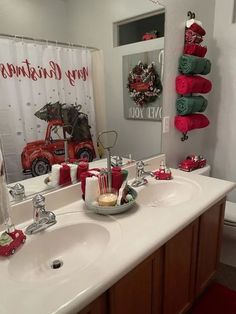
[113,10,165,47]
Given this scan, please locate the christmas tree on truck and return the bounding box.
[21,102,96,176]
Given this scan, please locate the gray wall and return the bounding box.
[0,0,68,41]
[207,0,236,201]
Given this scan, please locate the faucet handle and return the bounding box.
[32,194,45,208]
[9,183,25,201]
[136,160,149,172]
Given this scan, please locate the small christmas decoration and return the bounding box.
[127,61,162,107]
[153,160,172,180]
[142,30,158,41]
[0,229,26,256]
[179,154,206,172]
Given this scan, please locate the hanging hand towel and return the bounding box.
[0,149,10,225]
[188,23,206,36]
[179,55,211,75]
[176,96,208,115]
[176,75,212,95]
[174,114,210,133]
[184,44,207,58]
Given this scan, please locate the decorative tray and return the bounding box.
[85,186,138,215]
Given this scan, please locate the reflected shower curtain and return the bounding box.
[0,38,97,182]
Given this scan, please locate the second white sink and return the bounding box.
[137,176,201,207]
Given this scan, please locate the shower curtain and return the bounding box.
[0,38,97,183]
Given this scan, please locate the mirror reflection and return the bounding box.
[0,1,165,202]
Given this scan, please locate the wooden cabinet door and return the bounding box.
[195,198,226,295]
[109,252,161,314]
[153,248,164,314]
[163,220,199,314]
[78,294,107,314]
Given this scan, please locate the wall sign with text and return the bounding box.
[123,50,163,121]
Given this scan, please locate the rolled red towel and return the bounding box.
[174,114,210,133]
[59,163,72,186]
[189,23,206,36]
[111,167,123,192]
[185,29,203,44]
[184,44,207,57]
[77,160,89,181]
[176,75,212,95]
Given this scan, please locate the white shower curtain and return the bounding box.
[0,38,97,183]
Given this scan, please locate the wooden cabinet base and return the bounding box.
[77,294,108,314]
[163,220,198,314]
[78,199,225,314]
[195,198,225,295]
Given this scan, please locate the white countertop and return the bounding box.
[0,167,235,314]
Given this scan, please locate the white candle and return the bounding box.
[98,193,117,207]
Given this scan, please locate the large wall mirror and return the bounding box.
[0,0,165,203]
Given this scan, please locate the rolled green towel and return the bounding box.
[179,55,211,75]
[201,59,211,75]
[176,96,208,115]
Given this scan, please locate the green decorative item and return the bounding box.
[0,232,13,246]
[176,96,208,115]
[179,55,211,75]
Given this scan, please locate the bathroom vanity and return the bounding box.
[79,197,225,314]
[0,157,235,314]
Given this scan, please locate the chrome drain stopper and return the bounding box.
[51,259,63,269]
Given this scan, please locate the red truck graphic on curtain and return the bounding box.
[21,102,96,176]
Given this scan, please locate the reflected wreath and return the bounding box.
[127,61,162,107]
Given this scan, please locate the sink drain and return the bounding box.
[50,259,63,270]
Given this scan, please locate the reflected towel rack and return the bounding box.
[0,33,99,51]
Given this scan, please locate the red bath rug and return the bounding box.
[192,283,236,314]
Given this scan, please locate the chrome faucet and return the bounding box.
[131,161,153,187]
[111,155,123,167]
[9,183,25,202]
[25,194,56,235]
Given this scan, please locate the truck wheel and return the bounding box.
[76,148,94,162]
[31,158,50,177]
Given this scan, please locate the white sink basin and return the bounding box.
[8,211,121,282]
[137,176,201,207]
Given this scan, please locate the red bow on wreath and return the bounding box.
[127,61,162,106]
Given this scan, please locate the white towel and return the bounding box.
[50,164,61,187]
[85,176,99,203]
[186,19,203,28]
[0,149,10,225]
[68,163,78,182]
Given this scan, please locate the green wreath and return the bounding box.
[127,61,162,107]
